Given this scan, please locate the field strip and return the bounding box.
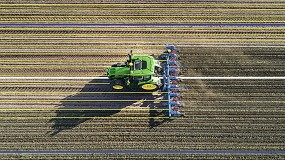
[3,21,285,24]
[1,23,285,27]
[0,32,284,37]
[0,66,108,69]
[0,150,284,155]
[0,82,109,84]
[0,109,168,111]
[3,45,284,48]
[3,15,285,18]
[0,100,168,102]
[2,27,285,30]
[0,117,168,119]
[0,92,167,94]
[0,77,284,80]
[1,3,285,6]
[0,60,125,62]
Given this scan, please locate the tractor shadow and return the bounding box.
[47,79,170,135]
[47,79,125,135]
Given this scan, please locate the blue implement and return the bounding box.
[161,45,184,117]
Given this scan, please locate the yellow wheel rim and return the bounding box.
[113,85,124,90]
[141,84,157,90]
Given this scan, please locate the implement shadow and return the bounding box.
[147,94,173,129]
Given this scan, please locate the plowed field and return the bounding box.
[1,0,285,159]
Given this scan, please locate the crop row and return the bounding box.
[2,28,285,34]
[0,136,283,147]
[0,121,284,132]
[2,28,285,35]
[1,39,285,45]
[1,0,283,4]
[2,33,285,38]
[1,123,284,132]
[2,154,284,160]
[0,123,284,134]
[0,142,283,150]
[2,15,285,23]
[1,3,285,7]
[0,108,284,115]
[1,9,285,16]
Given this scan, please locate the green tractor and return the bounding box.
[107,45,183,116]
[107,53,162,91]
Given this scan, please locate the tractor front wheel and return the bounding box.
[140,83,159,91]
[111,79,125,90]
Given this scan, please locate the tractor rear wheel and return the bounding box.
[111,79,125,90]
[140,83,159,91]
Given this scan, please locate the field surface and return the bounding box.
[0,0,285,159]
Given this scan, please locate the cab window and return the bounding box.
[142,60,147,69]
[134,60,141,70]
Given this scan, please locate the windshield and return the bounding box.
[134,60,141,70]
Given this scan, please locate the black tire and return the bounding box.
[111,79,125,90]
[139,83,159,91]
[155,66,162,74]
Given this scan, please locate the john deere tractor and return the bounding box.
[107,53,162,91]
[107,45,183,116]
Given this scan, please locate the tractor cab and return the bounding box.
[129,54,154,71]
[131,59,147,70]
[107,53,161,91]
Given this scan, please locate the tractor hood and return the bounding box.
[107,66,130,79]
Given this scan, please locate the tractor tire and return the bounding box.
[155,66,162,74]
[140,83,159,91]
[111,79,125,90]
